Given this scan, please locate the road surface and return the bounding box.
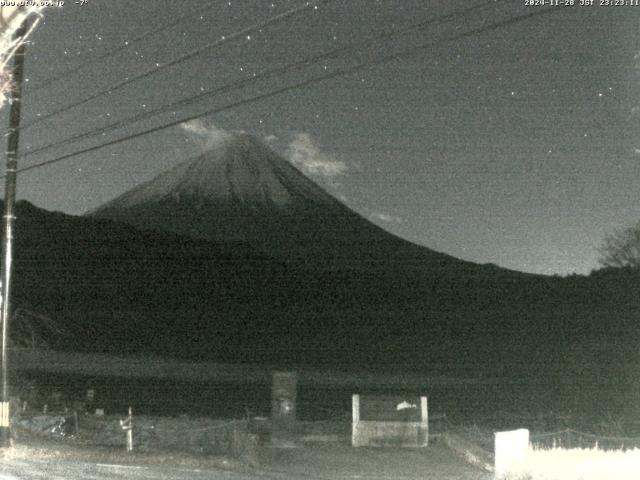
[0,443,491,480]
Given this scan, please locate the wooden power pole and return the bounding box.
[0,19,28,447]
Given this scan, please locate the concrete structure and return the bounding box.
[494,428,529,478]
[352,394,428,447]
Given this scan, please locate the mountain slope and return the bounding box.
[88,133,470,273]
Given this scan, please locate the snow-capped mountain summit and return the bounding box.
[89,132,462,270]
[97,133,339,211]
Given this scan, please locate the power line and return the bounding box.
[20,0,499,160]
[27,2,216,93]
[11,4,569,178]
[18,0,329,132]
[16,4,568,175]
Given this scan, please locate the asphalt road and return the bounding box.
[0,457,285,480]
[0,445,492,480]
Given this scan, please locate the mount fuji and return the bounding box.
[89,133,470,272]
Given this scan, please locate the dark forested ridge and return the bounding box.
[3,199,638,386]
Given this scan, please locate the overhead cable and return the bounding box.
[13,5,569,177]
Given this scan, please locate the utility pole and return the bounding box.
[0,19,28,447]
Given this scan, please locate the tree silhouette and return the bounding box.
[599,221,640,268]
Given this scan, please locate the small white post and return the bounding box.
[120,406,134,453]
[127,426,133,452]
[420,396,428,446]
[352,394,360,447]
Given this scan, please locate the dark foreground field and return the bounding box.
[4,423,492,480]
[9,390,640,480]
[9,347,640,479]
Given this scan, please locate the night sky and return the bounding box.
[4,0,640,275]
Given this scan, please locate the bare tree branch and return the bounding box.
[598,221,640,268]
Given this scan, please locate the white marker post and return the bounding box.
[119,407,134,453]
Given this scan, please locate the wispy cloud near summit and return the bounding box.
[181,120,233,151]
[285,133,348,179]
